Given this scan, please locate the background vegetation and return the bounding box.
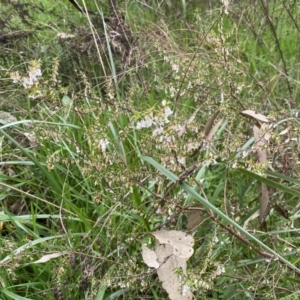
[1,0,300,299]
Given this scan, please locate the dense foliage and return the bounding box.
[1,0,300,299]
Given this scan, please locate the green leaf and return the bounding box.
[62,95,72,106]
[265,170,300,185]
[2,289,33,300]
[238,168,300,197]
[95,286,107,300]
[132,184,142,206]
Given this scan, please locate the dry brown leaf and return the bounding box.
[155,242,193,300]
[33,252,67,264]
[279,128,289,135]
[242,110,269,123]
[151,230,194,259]
[259,183,270,225]
[155,242,174,264]
[7,168,15,176]
[253,125,270,225]
[0,111,17,124]
[203,110,220,137]
[206,118,223,142]
[253,125,268,163]
[178,126,187,138]
[178,107,201,138]
[141,232,194,299]
[23,132,39,148]
[57,32,75,39]
[187,204,204,232]
[157,255,193,300]
[243,210,260,229]
[141,244,160,268]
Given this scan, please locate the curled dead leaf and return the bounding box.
[253,125,270,225]
[204,110,220,137]
[206,118,223,142]
[141,244,160,268]
[242,110,269,123]
[0,111,17,124]
[253,125,268,163]
[33,252,68,264]
[259,183,270,225]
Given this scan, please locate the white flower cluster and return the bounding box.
[136,101,174,143]
[10,63,42,89]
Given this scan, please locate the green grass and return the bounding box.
[1,0,300,299]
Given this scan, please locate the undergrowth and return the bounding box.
[1,0,300,299]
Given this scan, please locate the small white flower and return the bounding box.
[22,76,34,88]
[155,116,165,127]
[29,68,42,80]
[172,124,184,132]
[164,107,173,118]
[10,71,21,83]
[162,100,167,106]
[99,138,109,151]
[178,156,186,166]
[220,92,224,102]
[161,134,173,143]
[216,265,225,275]
[172,63,179,73]
[144,116,153,128]
[153,127,164,136]
[213,236,219,243]
[169,86,176,98]
[28,91,42,99]
[136,116,153,130]
[164,118,170,124]
[165,135,173,143]
[136,120,145,130]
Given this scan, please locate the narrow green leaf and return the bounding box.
[105,289,128,300]
[238,168,300,197]
[62,95,72,106]
[141,156,178,182]
[266,170,300,185]
[95,286,106,300]
[132,184,142,206]
[109,122,126,164]
[2,289,33,300]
